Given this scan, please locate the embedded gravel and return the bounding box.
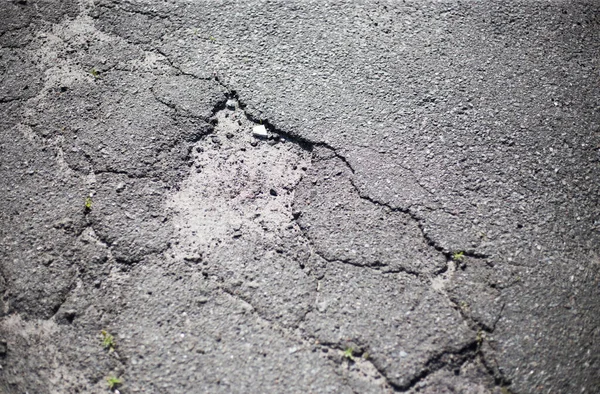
[0,1,598,393]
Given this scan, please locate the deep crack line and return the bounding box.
[309,243,422,279]
[214,80,488,263]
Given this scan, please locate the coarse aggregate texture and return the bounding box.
[0,1,598,393]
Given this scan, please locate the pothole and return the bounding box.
[165,99,315,326]
[163,96,481,391]
[167,98,311,260]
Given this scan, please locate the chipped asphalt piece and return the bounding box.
[0,1,599,394]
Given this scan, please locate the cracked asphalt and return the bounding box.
[1,1,599,393]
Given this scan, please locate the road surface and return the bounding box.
[1,1,598,393]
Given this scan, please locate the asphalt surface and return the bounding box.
[0,1,599,393]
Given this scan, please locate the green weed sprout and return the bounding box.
[452,251,465,262]
[476,329,485,346]
[343,347,354,361]
[106,376,122,389]
[84,196,93,212]
[101,330,115,352]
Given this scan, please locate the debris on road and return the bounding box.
[252,125,268,138]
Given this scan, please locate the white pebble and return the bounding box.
[252,125,268,138]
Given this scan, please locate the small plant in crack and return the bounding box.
[476,329,485,347]
[106,375,123,389]
[343,347,355,361]
[89,68,100,79]
[84,196,93,213]
[452,251,465,262]
[101,330,116,352]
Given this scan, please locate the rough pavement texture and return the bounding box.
[0,1,598,393]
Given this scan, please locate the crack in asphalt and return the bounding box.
[210,79,489,263]
[218,281,394,392]
[149,84,225,125]
[0,97,26,104]
[195,76,508,392]
[154,47,216,82]
[189,87,510,392]
[395,341,479,392]
[310,247,422,278]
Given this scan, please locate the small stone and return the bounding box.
[399,351,408,358]
[226,132,234,139]
[252,125,268,138]
[211,136,221,144]
[226,99,236,109]
[116,182,126,192]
